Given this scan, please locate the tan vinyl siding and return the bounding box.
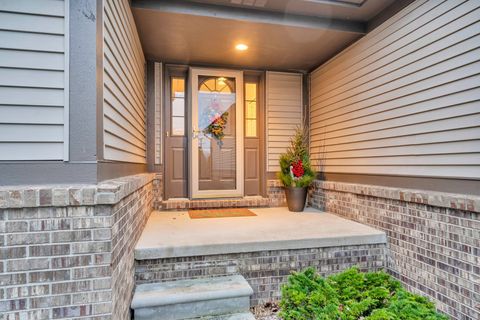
[266,72,303,172]
[309,0,480,180]
[154,62,162,165]
[0,0,68,161]
[103,0,146,163]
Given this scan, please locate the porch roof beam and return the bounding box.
[131,0,366,34]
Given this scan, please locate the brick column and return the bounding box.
[1,173,155,320]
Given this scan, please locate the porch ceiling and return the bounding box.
[131,0,397,71]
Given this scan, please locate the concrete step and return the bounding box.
[187,312,255,320]
[131,275,254,320]
[160,196,270,210]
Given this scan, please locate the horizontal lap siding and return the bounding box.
[103,0,146,163]
[0,0,68,160]
[266,72,303,172]
[309,0,480,179]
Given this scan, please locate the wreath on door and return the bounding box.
[203,99,229,146]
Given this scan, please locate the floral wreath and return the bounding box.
[202,98,230,146]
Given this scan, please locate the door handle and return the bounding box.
[192,126,201,139]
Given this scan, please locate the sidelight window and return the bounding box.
[245,82,257,137]
[171,77,185,136]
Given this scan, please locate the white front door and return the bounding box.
[190,68,244,198]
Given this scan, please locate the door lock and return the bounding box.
[192,126,202,139]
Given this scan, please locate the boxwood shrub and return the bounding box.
[279,267,448,320]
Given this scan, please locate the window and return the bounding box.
[171,77,185,136]
[245,82,257,137]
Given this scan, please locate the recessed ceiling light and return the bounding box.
[235,44,248,51]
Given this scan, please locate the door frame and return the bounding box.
[189,67,244,199]
[244,71,266,197]
[163,64,189,200]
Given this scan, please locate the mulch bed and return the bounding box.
[251,302,281,320]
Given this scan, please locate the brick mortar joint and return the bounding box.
[312,179,480,214]
[0,173,156,209]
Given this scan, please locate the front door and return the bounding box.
[190,68,244,198]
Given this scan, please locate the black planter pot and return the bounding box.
[284,186,308,212]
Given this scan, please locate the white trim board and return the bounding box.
[190,67,244,199]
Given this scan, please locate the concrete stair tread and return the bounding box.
[190,312,255,320]
[131,275,253,309]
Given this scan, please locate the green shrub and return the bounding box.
[279,267,448,320]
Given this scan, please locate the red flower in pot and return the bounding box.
[277,127,316,212]
[291,160,305,178]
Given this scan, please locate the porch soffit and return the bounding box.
[131,0,397,71]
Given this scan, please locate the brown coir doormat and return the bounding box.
[188,208,257,219]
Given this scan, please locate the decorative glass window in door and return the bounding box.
[197,76,237,190]
[198,76,236,145]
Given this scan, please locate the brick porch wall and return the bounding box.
[135,243,387,306]
[309,180,480,320]
[152,179,286,210]
[267,179,286,207]
[152,173,163,211]
[0,173,154,320]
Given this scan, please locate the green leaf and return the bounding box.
[279,267,447,320]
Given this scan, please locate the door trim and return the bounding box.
[163,65,189,200]
[190,68,244,199]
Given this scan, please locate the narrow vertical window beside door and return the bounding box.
[245,82,257,137]
[171,77,185,136]
[244,77,262,196]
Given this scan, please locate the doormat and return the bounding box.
[188,208,257,219]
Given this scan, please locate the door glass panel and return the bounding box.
[171,77,185,136]
[245,82,257,137]
[197,76,236,191]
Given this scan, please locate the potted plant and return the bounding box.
[277,127,315,212]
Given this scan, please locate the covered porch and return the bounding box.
[134,207,387,305]
[128,0,405,207]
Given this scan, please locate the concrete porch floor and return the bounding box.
[135,207,386,260]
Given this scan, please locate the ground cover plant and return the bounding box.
[280,267,448,320]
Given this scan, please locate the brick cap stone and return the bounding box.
[313,180,480,213]
[0,173,156,208]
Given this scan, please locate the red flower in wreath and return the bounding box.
[291,160,304,178]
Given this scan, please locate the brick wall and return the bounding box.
[135,243,386,306]
[267,180,286,207]
[0,173,154,320]
[152,173,163,211]
[152,179,285,210]
[309,180,480,320]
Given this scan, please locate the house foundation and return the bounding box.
[133,207,388,306]
[309,180,480,320]
[1,173,154,320]
[151,179,286,210]
[135,244,387,306]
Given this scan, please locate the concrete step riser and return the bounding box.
[134,296,251,320]
[160,198,270,210]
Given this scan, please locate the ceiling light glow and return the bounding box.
[235,43,248,51]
